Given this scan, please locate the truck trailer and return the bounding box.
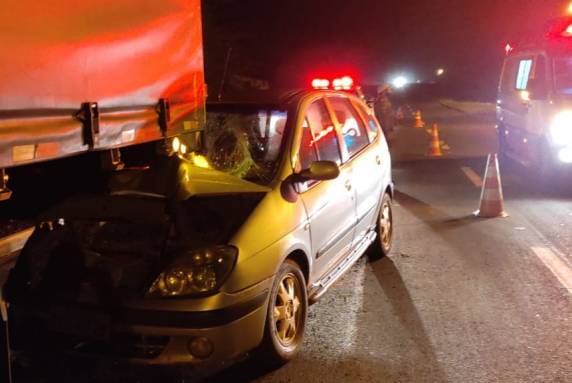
[0,2,206,381]
[0,0,206,201]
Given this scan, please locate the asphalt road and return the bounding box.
[208,100,572,383]
[3,100,572,382]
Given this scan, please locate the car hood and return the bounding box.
[109,155,271,199]
[4,157,272,304]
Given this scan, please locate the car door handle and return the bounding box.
[345,180,352,191]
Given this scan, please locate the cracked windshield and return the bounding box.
[201,106,288,185]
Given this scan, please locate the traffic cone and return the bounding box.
[414,110,425,128]
[426,123,443,157]
[475,153,508,218]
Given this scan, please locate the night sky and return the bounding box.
[203,0,568,100]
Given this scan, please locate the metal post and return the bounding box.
[101,148,124,171]
[217,47,232,102]
[0,293,13,383]
[0,169,12,201]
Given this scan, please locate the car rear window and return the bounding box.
[352,101,380,142]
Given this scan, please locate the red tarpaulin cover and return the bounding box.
[0,0,205,168]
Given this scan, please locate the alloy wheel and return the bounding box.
[272,273,302,347]
[379,199,393,250]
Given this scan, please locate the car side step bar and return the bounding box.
[309,230,377,303]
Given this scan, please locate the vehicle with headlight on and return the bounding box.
[498,16,572,178]
[4,87,393,379]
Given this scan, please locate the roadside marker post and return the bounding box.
[1,292,13,383]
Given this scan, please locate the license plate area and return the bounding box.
[49,306,111,341]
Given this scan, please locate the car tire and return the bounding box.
[368,193,393,261]
[498,126,509,162]
[256,260,308,367]
[537,139,557,187]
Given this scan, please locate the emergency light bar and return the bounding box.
[311,76,354,91]
[312,79,330,90]
[545,17,572,39]
[506,17,572,55]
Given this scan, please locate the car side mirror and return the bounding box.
[281,161,340,203]
[299,161,340,181]
[527,78,547,100]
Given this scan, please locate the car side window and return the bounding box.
[500,57,519,95]
[354,101,380,142]
[515,58,533,90]
[533,55,547,86]
[299,118,318,170]
[534,56,546,85]
[328,97,370,158]
[305,99,342,165]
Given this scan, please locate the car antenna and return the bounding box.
[217,47,233,102]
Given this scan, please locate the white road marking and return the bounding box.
[0,228,33,259]
[531,247,572,293]
[460,166,483,188]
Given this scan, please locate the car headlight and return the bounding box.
[550,111,572,145]
[147,246,238,298]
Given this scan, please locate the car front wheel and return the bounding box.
[498,126,509,161]
[537,139,557,185]
[257,260,307,366]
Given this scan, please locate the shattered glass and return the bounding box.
[201,107,288,185]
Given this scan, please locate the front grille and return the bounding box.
[73,334,170,360]
[11,305,170,360]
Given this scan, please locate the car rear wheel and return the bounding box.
[369,193,393,261]
[537,140,556,185]
[257,260,307,366]
[498,126,509,162]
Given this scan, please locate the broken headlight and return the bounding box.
[147,246,237,298]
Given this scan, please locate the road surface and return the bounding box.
[3,100,571,382]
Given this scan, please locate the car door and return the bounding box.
[328,96,384,247]
[502,55,535,164]
[525,54,551,165]
[296,98,357,281]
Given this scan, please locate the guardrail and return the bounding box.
[0,228,31,383]
[0,228,33,262]
[0,228,34,383]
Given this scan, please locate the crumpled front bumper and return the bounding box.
[10,279,271,379]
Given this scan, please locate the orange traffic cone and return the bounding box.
[426,123,443,157]
[475,153,508,218]
[414,110,425,128]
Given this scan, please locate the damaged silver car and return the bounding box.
[4,90,393,378]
